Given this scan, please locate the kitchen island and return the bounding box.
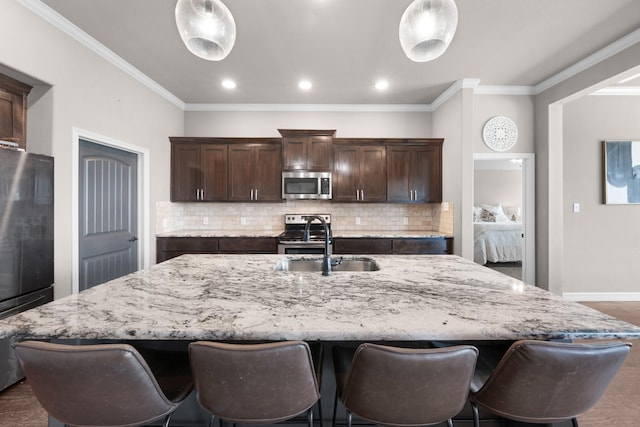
[3,254,639,427]
[1,254,639,341]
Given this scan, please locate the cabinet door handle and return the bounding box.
[254,189,258,200]
[250,189,254,200]
[361,190,364,201]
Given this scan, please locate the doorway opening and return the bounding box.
[473,153,535,285]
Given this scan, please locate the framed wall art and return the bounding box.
[603,140,640,204]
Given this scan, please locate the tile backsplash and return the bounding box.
[157,201,454,235]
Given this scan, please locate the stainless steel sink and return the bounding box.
[274,257,380,272]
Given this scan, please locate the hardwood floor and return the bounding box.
[576,302,640,427]
[0,302,638,427]
[0,379,46,426]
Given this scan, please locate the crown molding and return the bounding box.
[535,27,640,94]
[428,79,480,110]
[17,0,186,110]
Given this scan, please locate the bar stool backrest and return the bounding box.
[14,341,184,427]
[189,340,320,424]
[471,340,632,424]
[341,343,479,426]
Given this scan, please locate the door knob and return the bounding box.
[128,236,138,242]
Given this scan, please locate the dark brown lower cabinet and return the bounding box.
[333,237,453,255]
[332,238,392,254]
[156,237,277,263]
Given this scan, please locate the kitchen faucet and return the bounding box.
[302,215,332,276]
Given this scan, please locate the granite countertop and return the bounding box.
[157,229,451,238]
[333,231,451,238]
[1,254,639,342]
[156,229,281,238]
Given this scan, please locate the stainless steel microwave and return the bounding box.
[282,171,332,200]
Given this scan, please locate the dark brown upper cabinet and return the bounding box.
[170,142,228,202]
[332,141,386,202]
[386,140,443,203]
[228,141,282,202]
[0,73,32,151]
[279,129,335,171]
[170,137,281,202]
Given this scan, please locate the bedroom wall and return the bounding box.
[562,95,640,298]
[474,170,523,215]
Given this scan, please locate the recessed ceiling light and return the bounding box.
[375,80,389,90]
[299,80,313,90]
[222,79,236,89]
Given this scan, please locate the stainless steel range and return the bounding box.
[277,214,332,255]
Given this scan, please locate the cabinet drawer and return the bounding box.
[333,238,392,254]
[218,237,277,253]
[157,237,218,252]
[392,238,452,254]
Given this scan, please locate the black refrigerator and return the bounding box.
[0,148,54,391]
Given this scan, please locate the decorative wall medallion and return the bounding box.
[482,116,518,151]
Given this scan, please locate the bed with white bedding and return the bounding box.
[473,221,522,265]
[472,203,522,265]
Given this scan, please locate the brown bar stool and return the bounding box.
[189,340,321,427]
[332,343,479,427]
[13,341,194,427]
[469,340,632,426]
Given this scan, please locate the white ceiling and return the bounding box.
[35,0,640,106]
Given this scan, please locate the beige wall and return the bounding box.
[185,110,432,138]
[474,95,535,154]
[2,1,184,298]
[474,170,523,213]
[563,95,640,296]
[433,90,467,256]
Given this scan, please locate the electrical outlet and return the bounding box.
[240,217,247,225]
[355,217,361,225]
[443,202,450,212]
[403,217,409,225]
[202,217,209,225]
[162,218,168,228]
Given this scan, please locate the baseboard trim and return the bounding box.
[563,292,640,302]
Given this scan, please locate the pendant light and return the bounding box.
[399,0,458,62]
[175,0,236,61]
